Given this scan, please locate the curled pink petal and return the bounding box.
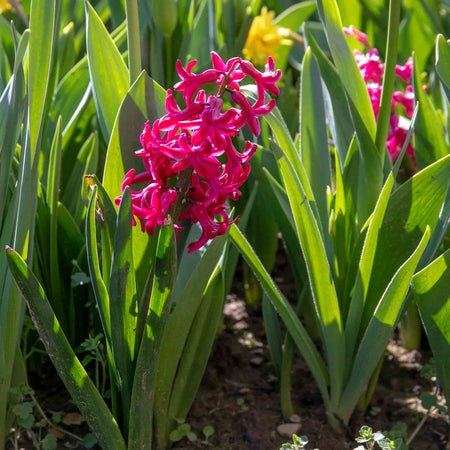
[343,25,369,46]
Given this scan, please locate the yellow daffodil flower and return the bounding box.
[243,7,291,65]
[0,0,12,14]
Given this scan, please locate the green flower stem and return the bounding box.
[125,0,141,84]
[375,0,401,162]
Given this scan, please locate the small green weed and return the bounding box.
[169,421,215,446]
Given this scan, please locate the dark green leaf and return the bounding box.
[338,227,430,422]
[86,1,129,139]
[436,34,450,103]
[300,48,332,245]
[129,226,177,449]
[413,54,448,169]
[414,249,450,413]
[5,247,126,449]
[109,187,138,428]
[102,70,166,296]
[362,155,450,329]
[28,0,57,161]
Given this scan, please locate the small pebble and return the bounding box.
[249,356,264,366]
[289,414,301,423]
[233,320,249,330]
[277,423,301,438]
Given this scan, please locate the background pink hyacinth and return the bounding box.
[116,53,281,252]
[344,26,417,167]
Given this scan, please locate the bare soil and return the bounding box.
[170,291,448,450]
[9,251,449,450]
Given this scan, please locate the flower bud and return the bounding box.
[151,0,178,38]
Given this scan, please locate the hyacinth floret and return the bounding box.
[116,52,281,252]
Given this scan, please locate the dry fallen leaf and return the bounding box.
[48,428,65,439]
[61,412,82,426]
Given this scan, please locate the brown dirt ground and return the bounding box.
[170,291,449,450]
[8,251,449,450]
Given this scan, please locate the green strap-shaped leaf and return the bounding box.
[12,29,29,75]
[0,41,26,248]
[44,59,91,150]
[416,184,450,272]
[333,145,357,303]
[5,247,126,449]
[362,155,450,330]
[44,20,128,150]
[83,175,118,289]
[241,86,315,206]
[85,186,112,348]
[305,26,353,166]
[337,227,431,422]
[269,114,314,202]
[392,105,419,180]
[46,117,66,329]
[62,132,99,222]
[56,202,84,259]
[345,95,383,224]
[374,0,400,157]
[229,224,330,408]
[345,174,394,363]
[300,48,332,251]
[154,233,227,448]
[305,28,382,223]
[398,1,436,75]
[413,54,449,170]
[436,34,450,103]
[106,0,126,27]
[260,168,305,292]
[168,268,225,424]
[86,1,129,140]
[263,293,283,377]
[102,70,166,199]
[128,225,177,449]
[414,249,450,410]
[109,186,138,431]
[316,0,376,140]
[28,0,57,162]
[271,141,344,408]
[102,70,166,295]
